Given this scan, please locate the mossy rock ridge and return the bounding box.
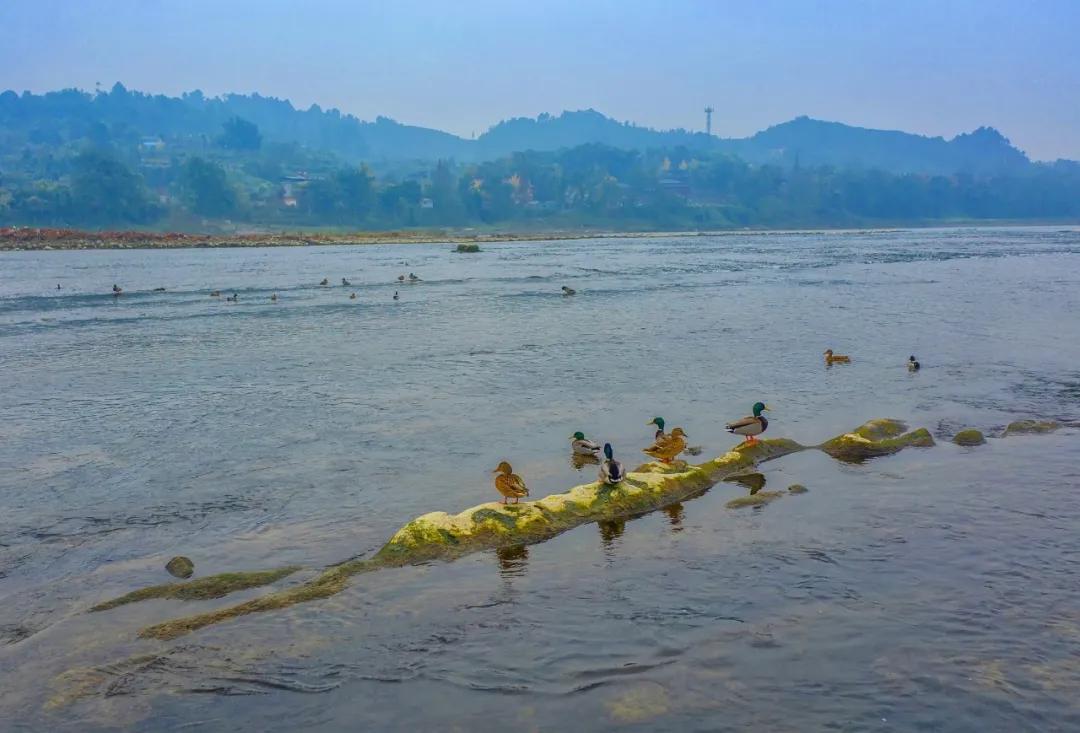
[113,421,927,639]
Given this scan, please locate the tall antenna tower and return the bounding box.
[704,106,714,136]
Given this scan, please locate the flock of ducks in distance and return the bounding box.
[493,351,924,504]
[105,274,584,304]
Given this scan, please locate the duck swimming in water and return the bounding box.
[644,427,687,464]
[599,443,624,485]
[270,293,278,302]
[570,431,601,456]
[210,290,221,297]
[408,273,421,282]
[561,286,576,296]
[349,292,357,300]
[226,293,239,302]
[908,355,921,371]
[320,278,329,286]
[726,402,770,445]
[342,278,351,286]
[493,461,529,504]
[393,291,399,301]
[824,349,851,365]
[112,284,122,296]
[397,275,406,282]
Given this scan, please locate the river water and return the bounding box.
[1,227,1078,731]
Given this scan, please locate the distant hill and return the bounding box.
[0,85,1049,175]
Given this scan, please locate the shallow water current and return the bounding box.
[1,227,1079,730]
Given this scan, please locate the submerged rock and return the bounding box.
[1003,419,1061,436]
[787,484,809,494]
[952,428,986,446]
[91,567,301,612]
[726,491,785,509]
[454,243,481,253]
[165,556,194,579]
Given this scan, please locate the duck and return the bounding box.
[152,287,166,292]
[56,283,61,290]
[647,417,666,441]
[599,443,624,485]
[569,431,601,456]
[561,286,576,296]
[226,293,239,302]
[270,293,278,302]
[320,278,329,286]
[342,278,351,286]
[824,349,851,365]
[408,273,421,282]
[111,284,122,296]
[398,275,406,282]
[908,355,921,371]
[493,461,529,504]
[643,427,687,464]
[210,290,221,297]
[726,402,770,445]
[349,292,357,300]
[393,291,399,301]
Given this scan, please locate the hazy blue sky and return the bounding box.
[2,0,1078,159]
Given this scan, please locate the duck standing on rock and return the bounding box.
[726,402,770,445]
[908,355,921,371]
[824,349,851,365]
[643,427,687,464]
[493,461,529,504]
[570,431,601,456]
[599,443,624,485]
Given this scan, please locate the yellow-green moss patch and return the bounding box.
[819,426,934,463]
[90,567,301,612]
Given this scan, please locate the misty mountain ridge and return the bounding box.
[0,85,1051,175]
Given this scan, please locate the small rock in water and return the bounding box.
[165,556,194,579]
[787,484,809,494]
[1003,419,1060,436]
[952,428,986,446]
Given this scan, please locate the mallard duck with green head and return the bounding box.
[599,443,624,485]
[493,461,529,504]
[647,417,666,441]
[570,431,601,456]
[726,402,770,445]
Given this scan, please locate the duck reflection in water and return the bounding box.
[496,544,529,577]
[570,451,600,470]
[598,519,626,551]
[663,502,685,531]
[725,472,767,495]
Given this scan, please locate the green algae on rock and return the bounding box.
[165,556,194,579]
[454,243,482,253]
[819,420,934,462]
[1003,419,1061,436]
[953,429,987,446]
[122,420,931,640]
[90,567,301,612]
